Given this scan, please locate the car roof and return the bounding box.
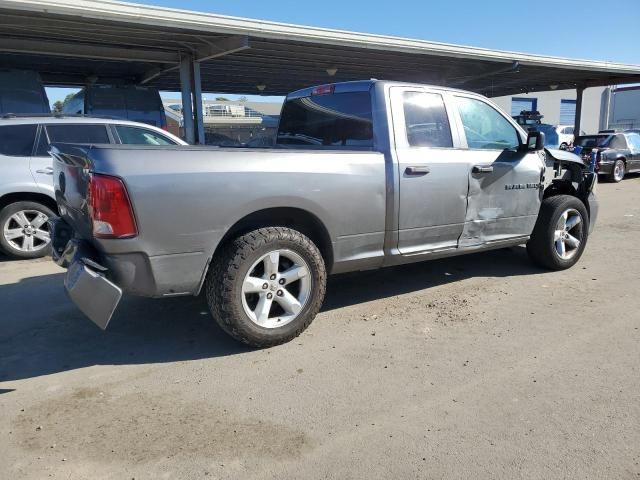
[0,114,156,126]
[0,114,187,144]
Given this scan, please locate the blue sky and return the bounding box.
[48,0,639,105]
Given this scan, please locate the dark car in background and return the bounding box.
[574,132,640,182]
[62,85,167,128]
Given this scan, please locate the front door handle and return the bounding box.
[36,167,54,175]
[405,166,430,176]
[472,165,494,174]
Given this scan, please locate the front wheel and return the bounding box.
[527,195,589,270]
[0,201,54,259]
[205,227,327,347]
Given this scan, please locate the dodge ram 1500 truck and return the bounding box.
[49,80,598,347]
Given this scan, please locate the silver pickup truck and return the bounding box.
[49,80,598,347]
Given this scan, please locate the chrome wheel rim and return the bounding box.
[241,249,312,328]
[3,209,51,253]
[613,162,624,181]
[553,208,583,260]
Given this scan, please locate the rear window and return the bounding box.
[46,124,110,144]
[276,91,373,148]
[0,124,37,156]
[575,135,609,148]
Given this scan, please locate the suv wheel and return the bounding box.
[0,201,54,259]
[526,195,588,270]
[205,227,327,347]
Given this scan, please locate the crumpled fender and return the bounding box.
[544,148,585,168]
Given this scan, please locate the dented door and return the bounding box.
[451,94,544,247]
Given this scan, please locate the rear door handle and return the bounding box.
[472,165,494,174]
[405,166,430,176]
[36,167,54,175]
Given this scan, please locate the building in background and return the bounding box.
[491,87,606,134]
[163,98,282,145]
[600,85,640,131]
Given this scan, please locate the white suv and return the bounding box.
[0,115,186,259]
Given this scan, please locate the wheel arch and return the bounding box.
[0,192,58,215]
[203,207,334,288]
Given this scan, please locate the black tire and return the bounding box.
[0,201,54,259]
[608,159,625,183]
[205,227,327,347]
[527,195,589,271]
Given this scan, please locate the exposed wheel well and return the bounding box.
[212,207,334,271]
[0,192,58,215]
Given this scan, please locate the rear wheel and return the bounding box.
[0,201,54,259]
[609,159,625,182]
[527,195,588,270]
[205,227,326,347]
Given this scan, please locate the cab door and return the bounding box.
[450,94,545,247]
[390,87,469,254]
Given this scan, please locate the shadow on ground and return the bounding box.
[0,246,542,382]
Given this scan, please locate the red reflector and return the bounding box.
[88,174,137,238]
[311,84,335,96]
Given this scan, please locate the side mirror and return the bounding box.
[526,131,545,151]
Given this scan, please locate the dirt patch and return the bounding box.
[13,385,312,465]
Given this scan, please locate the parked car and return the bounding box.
[556,125,585,149]
[0,115,185,259]
[49,80,598,347]
[574,132,640,182]
[62,85,167,128]
[0,70,50,115]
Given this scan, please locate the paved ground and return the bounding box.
[1,176,639,480]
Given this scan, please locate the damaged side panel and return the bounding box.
[459,150,544,248]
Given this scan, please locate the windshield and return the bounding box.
[575,135,610,148]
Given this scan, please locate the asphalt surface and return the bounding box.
[1,176,639,479]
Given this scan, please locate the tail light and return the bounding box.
[88,174,137,238]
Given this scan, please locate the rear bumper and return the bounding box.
[50,219,123,329]
[50,216,206,328]
[596,160,614,176]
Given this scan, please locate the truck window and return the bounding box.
[46,124,110,144]
[403,92,452,148]
[455,96,520,150]
[276,92,373,148]
[115,125,176,145]
[0,124,37,156]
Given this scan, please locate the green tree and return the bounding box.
[215,96,229,101]
[52,100,64,113]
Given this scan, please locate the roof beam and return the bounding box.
[0,37,179,63]
[140,35,250,85]
[195,35,249,62]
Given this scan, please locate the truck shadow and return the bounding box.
[0,246,541,382]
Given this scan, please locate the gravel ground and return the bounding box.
[1,176,639,479]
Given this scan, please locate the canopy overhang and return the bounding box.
[2,0,640,97]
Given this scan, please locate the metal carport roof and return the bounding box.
[2,0,640,97]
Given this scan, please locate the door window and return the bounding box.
[402,92,452,148]
[0,124,37,156]
[45,124,110,143]
[115,125,177,145]
[455,96,520,150]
